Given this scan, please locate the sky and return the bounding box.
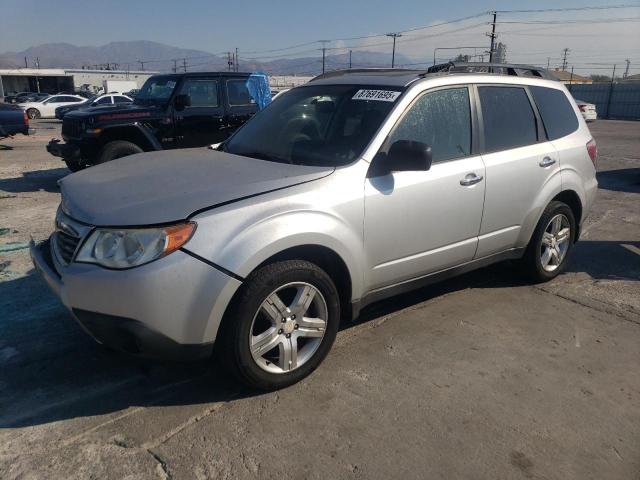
[1,0,639,76]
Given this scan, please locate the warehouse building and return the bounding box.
[0,68,156,98]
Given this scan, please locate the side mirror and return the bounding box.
[371,140,432,176]
[174,93,191,111]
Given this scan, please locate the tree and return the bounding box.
[453,54,470,62]
[590,74,611,82]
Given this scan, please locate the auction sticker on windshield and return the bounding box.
[352,89,401,102]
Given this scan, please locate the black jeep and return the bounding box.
[47,72,259,171]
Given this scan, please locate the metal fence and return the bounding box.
[567,83,640,120]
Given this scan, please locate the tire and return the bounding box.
[26,108,40,119]
[522,200,576,282]
[64,158,85,173]
[97,140,143,164]
[219,260,341,390]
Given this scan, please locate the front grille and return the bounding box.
[54,230,81,264]
[62,118,83,138]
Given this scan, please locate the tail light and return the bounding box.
[578,104,586,112]
[586,139,597,167]
[23,111,29,125]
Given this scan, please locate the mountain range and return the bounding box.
[0,40,414,75]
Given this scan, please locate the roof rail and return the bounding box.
[426,62,557,80]
[310,68,418,82]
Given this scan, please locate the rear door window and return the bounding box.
[95,96,112,105]
[388,87,471,163]
[530,86,579,140]
[478,86,538,152]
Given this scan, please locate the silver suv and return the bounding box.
[31,64,598,390]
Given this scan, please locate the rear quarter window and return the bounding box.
[227,79,255,106]
[530,86,579,140]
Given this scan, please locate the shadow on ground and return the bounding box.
[0,239,636,429]
[0,144,14,151]
[596,168,640,194]
[0,167,68,193]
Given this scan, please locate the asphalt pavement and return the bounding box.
[0,119,638,479]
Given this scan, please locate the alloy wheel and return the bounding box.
[540,213,571,272]
[249,282,328,374]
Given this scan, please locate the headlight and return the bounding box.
[76,222,196,269]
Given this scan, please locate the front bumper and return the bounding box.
[47,138,81,160]
[30,238,242,360]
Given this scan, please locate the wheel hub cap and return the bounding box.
[249,282,328,374]
[540,213,571,272]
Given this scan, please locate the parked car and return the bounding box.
[31,65,597,390]
[4,91,35,103]
[47,72,259,171]
[124,88,140,98]
[0,103,30,138]
[21,95,86,119]
[575,99,597,122]
[15,92,51,103]
[55,94,132,119]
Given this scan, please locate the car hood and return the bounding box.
[66,102,158,119]
[59,148,334,226]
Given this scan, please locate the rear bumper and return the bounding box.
[47,138,81,160]
[30,237,243,360]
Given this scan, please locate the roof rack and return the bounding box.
[426,62,556,80]
[310,68,419,82]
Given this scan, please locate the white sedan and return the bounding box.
[575,99,597,122]
[20,95,87,119]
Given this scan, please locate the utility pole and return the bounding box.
[547,57,550,69]
[227,52,233,71]
[235,47,239,72]
[183,58,187,72]
[386,33,402,68]
[624,59,630,78]
[138,60,145,71]
[568,66,574,89]
[319,40,330,74]
[561,48,570,71]
[35,57,40,93]
[172,59,178,73]
[24,57,28,68]
[349,50,352,69]
[488,11,497,62]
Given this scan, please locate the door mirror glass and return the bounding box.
[174,93,191,111]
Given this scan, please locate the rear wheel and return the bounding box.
[26,108,40,119]
[219,260,340,390]
[522,200,576,282]
[97,140,143,164]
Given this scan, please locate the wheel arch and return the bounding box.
[96,124,161,152]
[252,244,354,321]
[551,190,583,241]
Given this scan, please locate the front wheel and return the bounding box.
[522,200,576,282]
[98,140,143,164]
[26,108,40,119]
[64,158,86,172]
[219,260,341,390]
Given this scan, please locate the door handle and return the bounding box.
[539,156,556,167]
[460,173,483,186]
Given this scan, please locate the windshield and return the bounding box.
[223,85,401,167]
[135,76,178,105]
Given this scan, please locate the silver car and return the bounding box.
[31,66,598,390]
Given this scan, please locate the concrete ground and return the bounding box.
[0,120,638,480]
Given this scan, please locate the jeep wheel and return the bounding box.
[63,158,85,173]
[26,108,40,119]
[522,200,576,282]
[98,141,143,163]
[219,260,340,390]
